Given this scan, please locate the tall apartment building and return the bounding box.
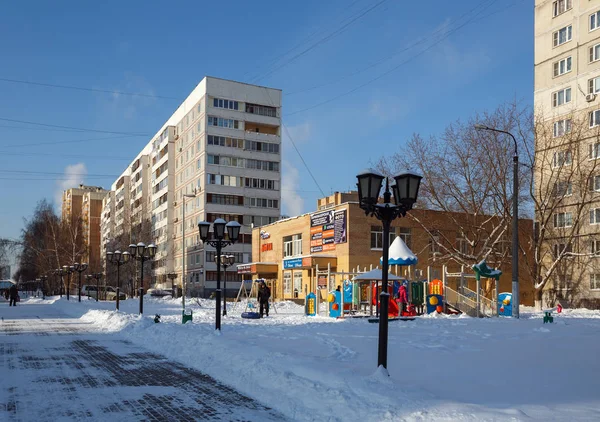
[61,184,109,271]
[101,77,282,296]
[534,0,600,306]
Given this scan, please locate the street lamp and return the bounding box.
[215,254,235,316]
[63,265,74,300]
[167,272,178,298]
[357,169,422,371]
[107,250,131,299]
[85,274,94,300]
[180,190,198,311]
[474,124,520,319]
[55,268,64,298]
[198,219,241,330]
[73,262,88,302]
[128,242,156,314]
[92,273,103,301]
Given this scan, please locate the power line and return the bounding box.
[0,117,151,137]
[0,134,139,149]
[0,77,179,100]
[0,151,130,161]
[250,0,389,84]
[242,0,366,81]
[285,0,497,97]
[284,0,502,117]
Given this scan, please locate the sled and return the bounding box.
[241,311,261,319]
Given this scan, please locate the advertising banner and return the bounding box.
[309,209,347,253]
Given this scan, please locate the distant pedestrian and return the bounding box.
[257,281,271,318]
[398,282,408,315]
[9,284,18,307]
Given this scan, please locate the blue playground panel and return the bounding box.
[498,292,512,317]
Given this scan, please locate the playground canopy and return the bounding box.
[353,269,404,282]
[380,236,417,266]
[0,280,15,290]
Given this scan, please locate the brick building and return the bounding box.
[240,192,534,305]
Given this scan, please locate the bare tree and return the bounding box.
[377,101,531,279]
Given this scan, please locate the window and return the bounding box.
[247,197,279,209]
[553,57,572,77]
[592,11,600,31]
[552,87,571,107]
[457,238,469,255]
[399,227,411,249]
[283,234,302,257]
[429,231,441,254]
[590,175,600,191]
[213,97,239,110]
[591,208,600,224]
[553,25,572,47]
[370,226,395,249]
[283,271,292,294]
[245,103,277,117]
[246,159,280,172]
[553,243,572,257]
[590,44,600,63]
[553,180,572,197]
[206,193,244,206]
[244,177,279,191]
[207,116,240,129]
[554,212,573,228]
[553,119,572,137]
[552,150,572,167]
[293,271,302,294]
[207,135,244,149]
[553,0,572,17]
[591,273,600,290]
[590,77,600,96]
[591,240,600,255]
[245,140,280,154]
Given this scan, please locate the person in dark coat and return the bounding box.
[8,284,18,307]
[257,281,271,318]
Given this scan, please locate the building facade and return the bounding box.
[62,184,109,272]
[535,0,600,306]
[101,77,282,296]
[241,192,534,306]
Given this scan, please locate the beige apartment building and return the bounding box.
[62,184,109,272]
[535,0,600,307]
[101,77,282,296]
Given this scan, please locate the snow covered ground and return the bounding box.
[9,295,600,421]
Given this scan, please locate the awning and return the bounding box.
[353,269,404,282]
[237,263,279,275]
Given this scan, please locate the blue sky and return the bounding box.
[0,0,532,250]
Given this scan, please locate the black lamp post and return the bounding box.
[198,219,241,330]
[63,265,74,300]
[474,124,519,319]
[167,272,178,298]
[92,273,103,301]
[128,242,156,315]
[85,274,94,300]
[357,169,422,371]
[215,254,235,316]
[106,250,131,299]
[55,268,64,298]
[73,262,88,302]
[40,275,47,299]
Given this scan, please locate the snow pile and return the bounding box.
[25,296,600,421]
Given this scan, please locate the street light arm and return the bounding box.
[474,124,518,156]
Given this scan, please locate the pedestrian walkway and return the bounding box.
[0,303,285,421]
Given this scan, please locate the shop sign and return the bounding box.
[283,258,303,269]
[261,243,273,252]
[237,264,255,274]
[310,209,347,253]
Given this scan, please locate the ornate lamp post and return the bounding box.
[63,265,74,300]
[106,250,131,304]
[40,275,47,299]
[357,169,422,371]
[128,242,156,315]
[167,272,178,298]
[474,124,520,319]
[73,262,88,302]
[55,268,64,298]
[92,273,103,302]
[215,254,235,316]
[198,219,241,330]
[85,274,94,300]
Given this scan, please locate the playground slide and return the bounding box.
[388,299,399,317]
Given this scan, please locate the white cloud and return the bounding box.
[55,163,87,207]
[99,72,157,119]
[283,122,312,144]
[281,160,304,217]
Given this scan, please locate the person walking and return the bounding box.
[8,283,18,307]
[398,282,408,315]
[257,281,271,318]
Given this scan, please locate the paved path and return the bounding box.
[0,303,285,421]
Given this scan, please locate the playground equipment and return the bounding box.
[233,278,277,319]
[498,292,512,316]
[442,261,500,318]
[543,304,562,323]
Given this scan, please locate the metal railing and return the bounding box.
[461,286,496,317]
[445,286,479,317]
